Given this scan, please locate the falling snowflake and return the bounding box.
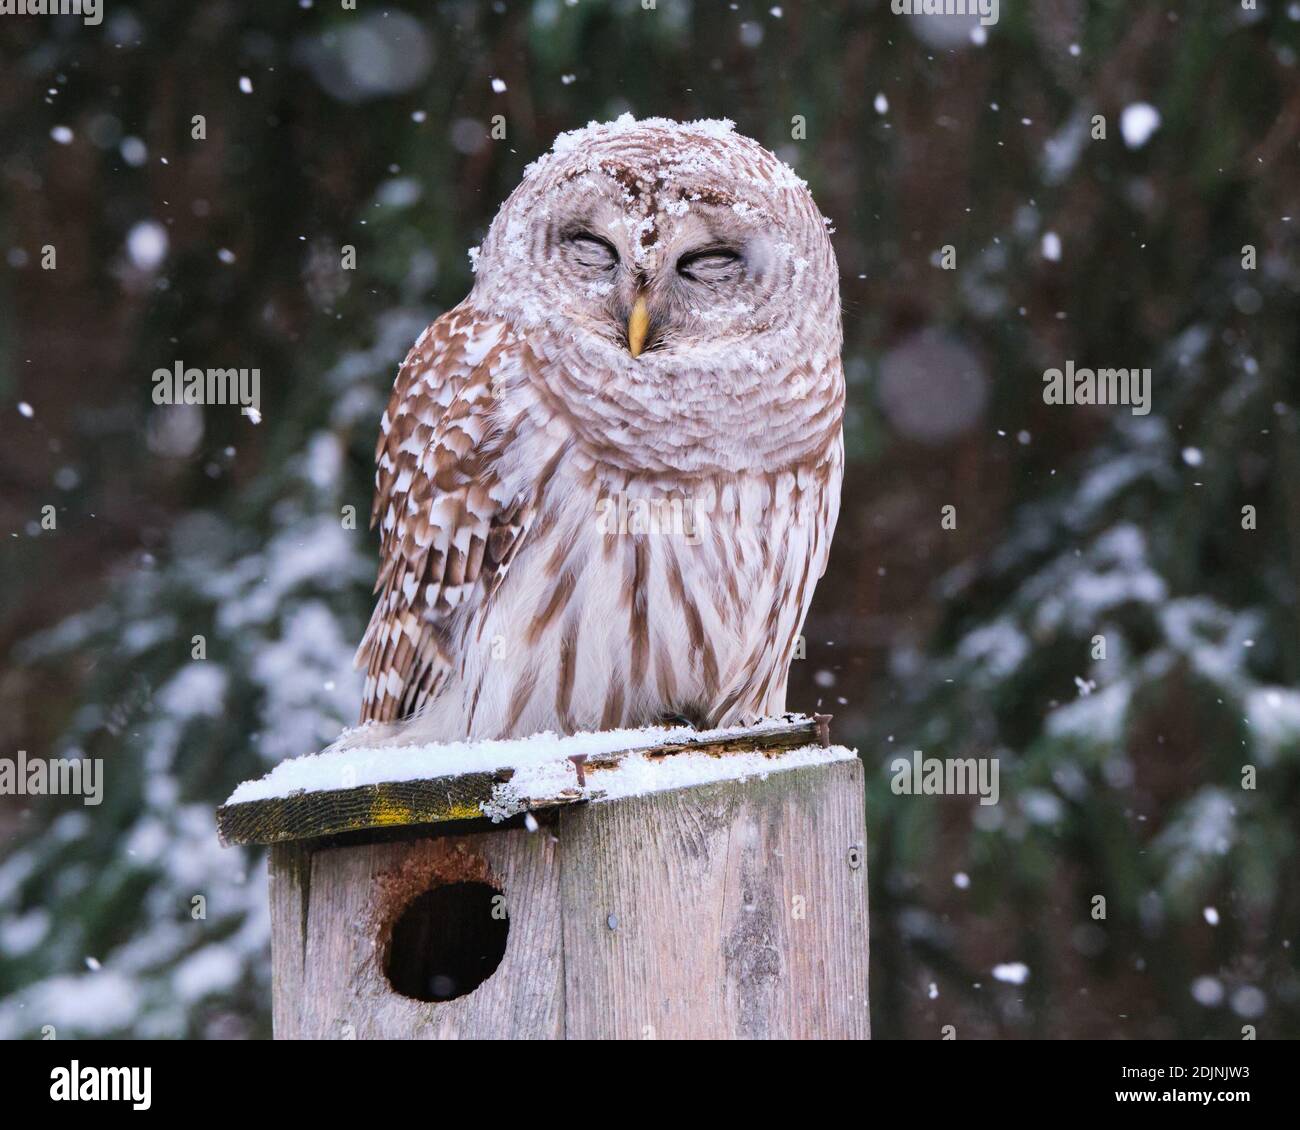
[126,221,169,271]
[1120,103,1161,149]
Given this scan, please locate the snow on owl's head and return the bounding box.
[468,115,842,377]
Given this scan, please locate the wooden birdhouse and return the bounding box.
[217,715,869,1039]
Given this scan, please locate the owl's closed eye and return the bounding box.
[677,247,744,285]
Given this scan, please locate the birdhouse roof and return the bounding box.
[216,715,847,847]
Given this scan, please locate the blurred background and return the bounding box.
[2,0,1299,1040]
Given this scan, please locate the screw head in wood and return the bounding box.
[847,844,863,870]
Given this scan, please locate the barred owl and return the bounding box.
[353,116,843,745]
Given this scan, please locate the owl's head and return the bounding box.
[469,115,841,371]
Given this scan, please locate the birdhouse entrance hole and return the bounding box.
[384,881,509,1002]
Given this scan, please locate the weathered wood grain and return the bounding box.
[219,770,512,848]
[268,841,311,1040]
[558,757,869,1039]
[291,823,564,1039]
[219,716,824,847]
[269,756,869,1039]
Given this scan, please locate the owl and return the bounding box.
[352,115,843,747]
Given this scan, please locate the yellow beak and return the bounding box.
[627,295,650,358]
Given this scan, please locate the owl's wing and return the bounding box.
[357,306,530,724]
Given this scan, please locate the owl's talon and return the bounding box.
[656,711,703,730]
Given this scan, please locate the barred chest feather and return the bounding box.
[407,446,841,743]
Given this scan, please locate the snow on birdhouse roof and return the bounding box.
[217,715,853,846]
